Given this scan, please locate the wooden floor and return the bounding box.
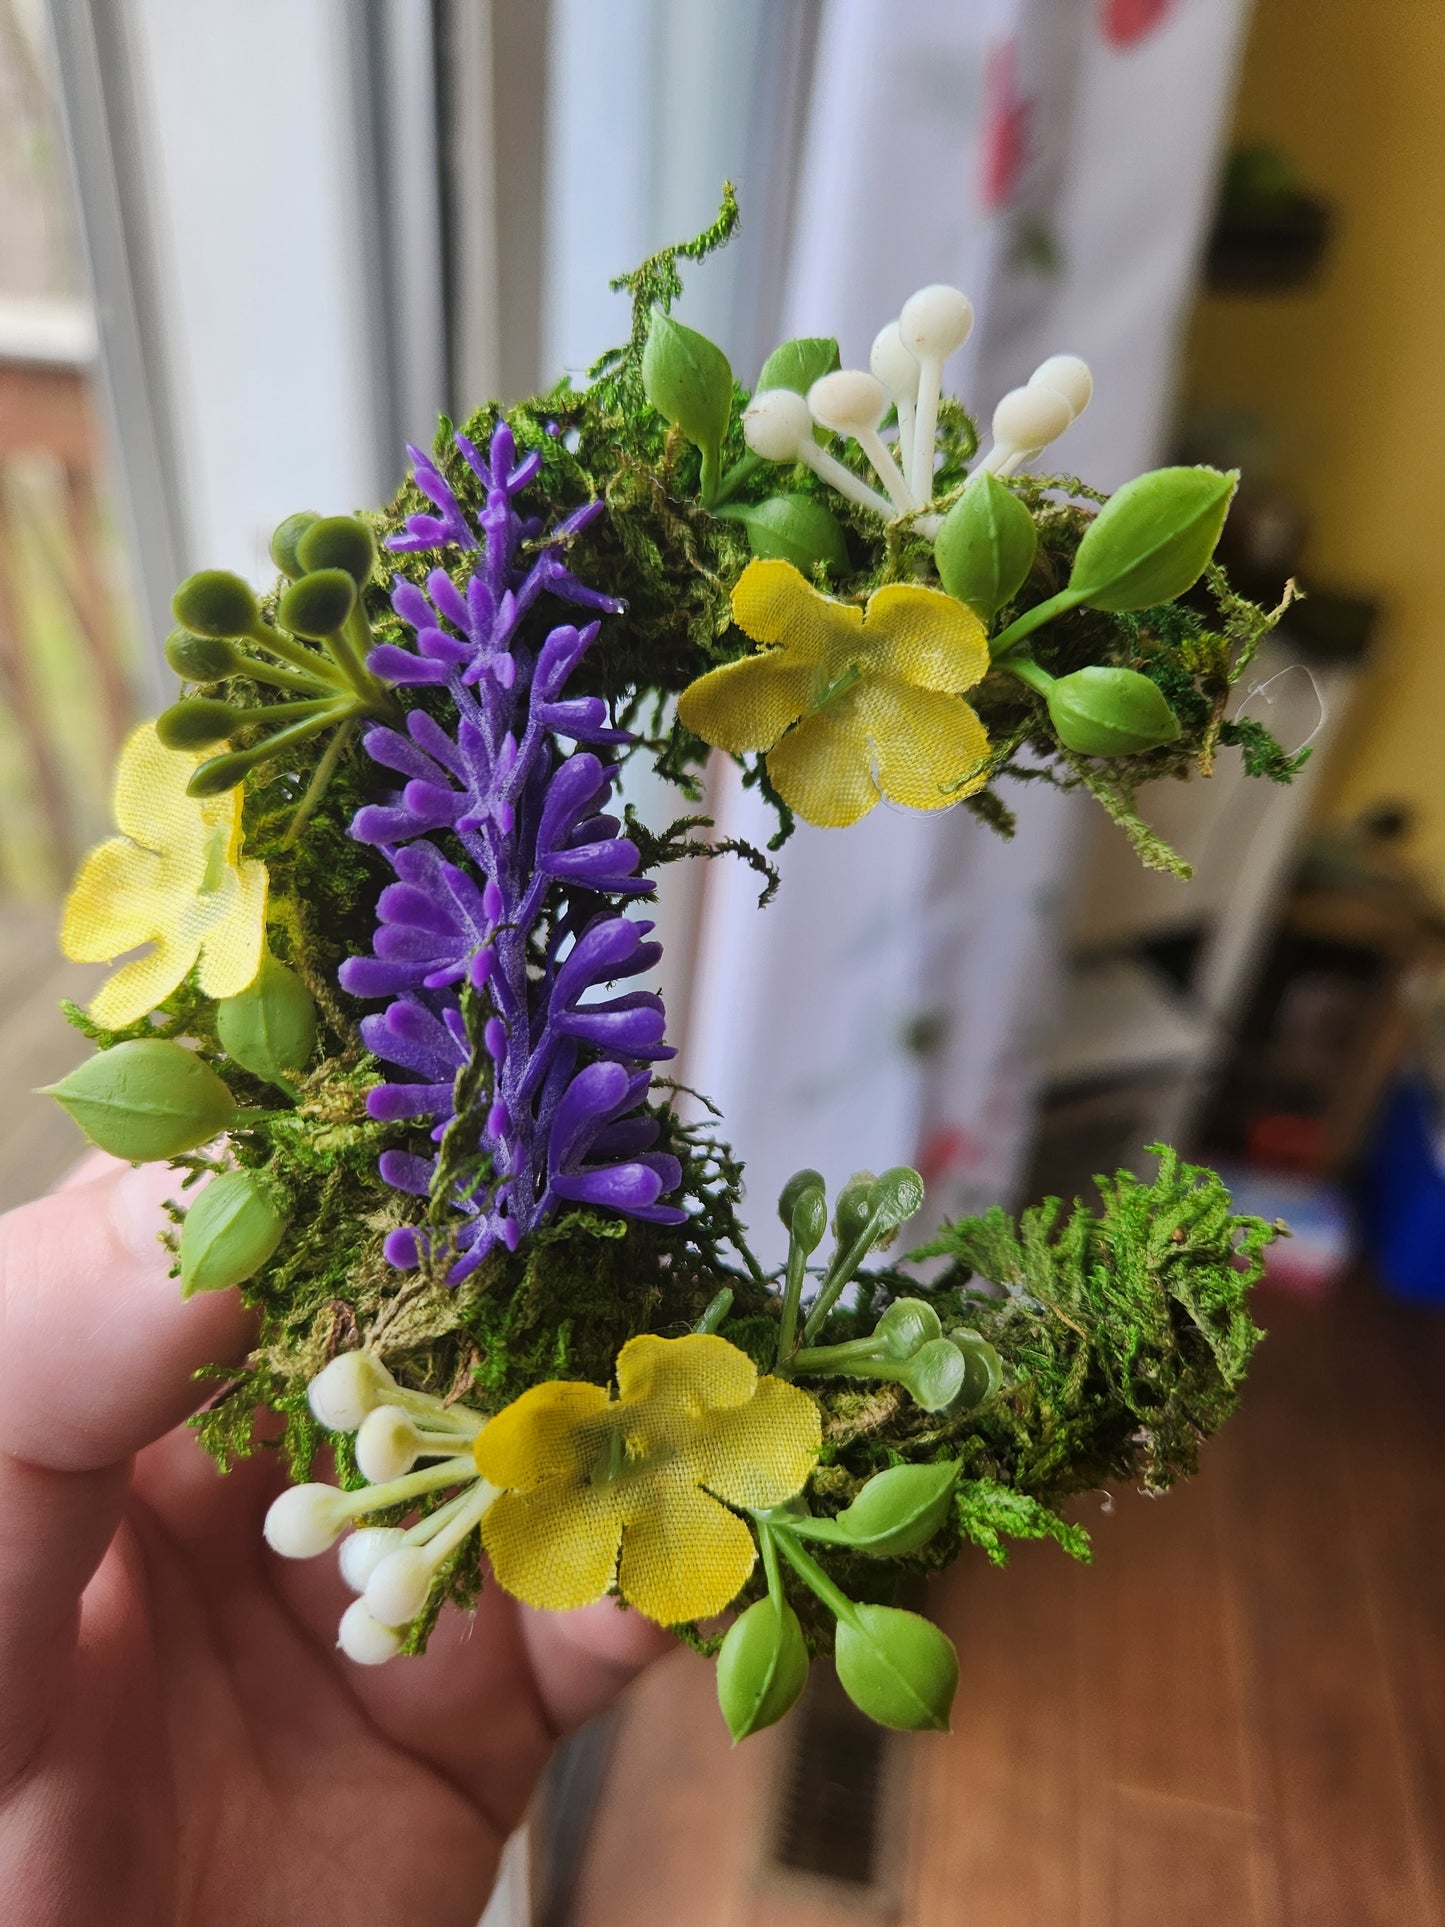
[573,1277,1445,1927]
[0,897,100,1207]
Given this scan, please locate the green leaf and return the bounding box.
[1045,666,1182,755]
[155,698,243,749]
[180,1171,288,1295]
[715,1595,809,1740]
[729,495,849,575]
[756,336,841,396]
[833,1462,960,1556]
[40,1039,236,1160]
[834,1604,958,1731]
[1068,466,1237,612]
[641,309,734,498]
[172,569,259,639]
[934,473,1038,621]
[216,951,317,1082]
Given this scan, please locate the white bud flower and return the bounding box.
[338,1599,403,1666]
[807,370,915,513]
[898,284,975,362]
[1028,353,1093,421]
[991,385,1073,454]
[807,369,886,437]
[364,1546,440,1628]
[899,285,974,507]
[356,1405,426,1484]
[263,1483,352,1560]
[870,320,920,479]
[338,1525,409,1593]
[308,1351,395,1434]
[741,387,813,462]
[869,320,919,397]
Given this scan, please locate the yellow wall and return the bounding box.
[1186,2,1445,893]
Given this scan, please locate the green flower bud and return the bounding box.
[834,1603,958,1732]
[896,1338,968,1413]
[951,1329,1004,1409]
[778,1168,826,1233]
[278,568,357,639]
[166,630,244,682]
[869,1297,943,1360]
[833,1172,876,1249]
[867,1166,925,1237]
[296,514,376,587]
[270,511,321,581]
[833,1462,959,1557]
[1046,666,1182,756]
[1067,465,1236,612]
[790,1185,829,1258]
[934,472,1038,621]
[756,336,841,397]
[715,1595,809,1741]
[179,1170,288,1295]
[642,309,733,498]
[41,1039,236,1160]
[731,494,849,575]
[186,749,257,797]
[172,570,260,639]
[155,698,242,749]
[216,951,317,1081]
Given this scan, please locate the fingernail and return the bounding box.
[108,1161,183,1265]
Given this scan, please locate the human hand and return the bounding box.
[0,1155,669,1926]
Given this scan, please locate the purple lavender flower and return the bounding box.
[344,422,686,1280]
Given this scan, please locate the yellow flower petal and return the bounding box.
[676,653,813,754]
[857,679,992,811]
[696,1374,823,1512]
[765,699,879,828]
[58,720,269,1026]
[88,936,199,1030]
[864,582,989,694]
[730,558,858,666]
[615,1332,758,1415]
[617,1468,757,1625]
[194,859,269,1000]
[60,837,165,962]
[474,1379,611,1490]
[478,1333,823,1626]
[481,1480,621,1612]
[110,721,207,856]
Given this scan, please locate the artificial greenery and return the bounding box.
[54,192,1286,1710]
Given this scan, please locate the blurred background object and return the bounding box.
[6,0,1443,1921]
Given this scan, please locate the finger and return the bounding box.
[0,1160,254,1775]
[520,1597,674,1735]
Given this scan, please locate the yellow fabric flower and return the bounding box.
[677,558,992,828]
[476,1332,821,1626]
[61,720,268,1028]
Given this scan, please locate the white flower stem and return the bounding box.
[798,444,894,519]
[342,1455,477,1520]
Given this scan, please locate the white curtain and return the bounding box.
[682,0,1252,1262]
